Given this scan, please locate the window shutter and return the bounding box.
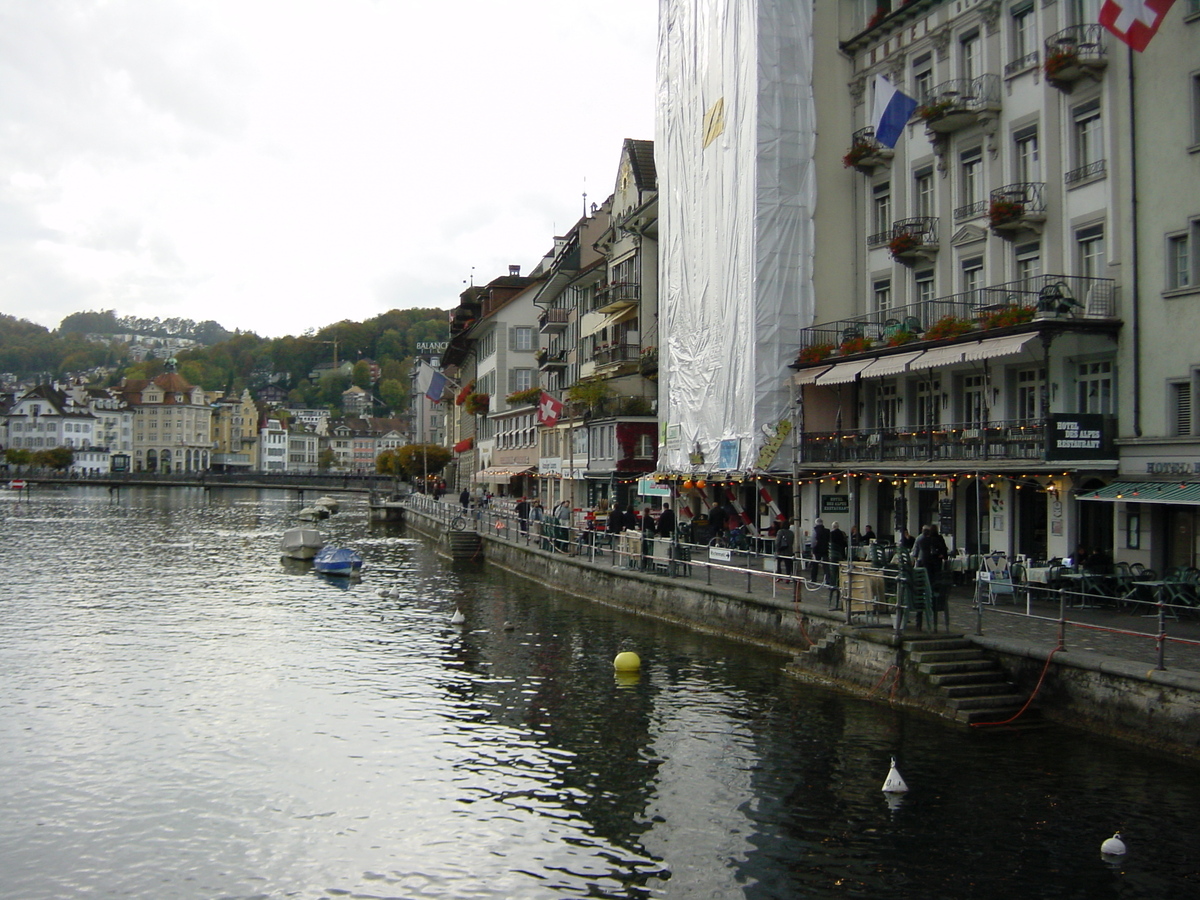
[509,327,518,352]
[1176,383,1193,436]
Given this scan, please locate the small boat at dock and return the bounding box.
[280,527,325,560]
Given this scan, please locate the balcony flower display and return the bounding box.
[505,386,542,406]
[842,138,876,169]
[888,231,922,258]
[463,392,490,416]
[916,97,954,121]
[455,379,475,406]
[924,315,972,341]
[1044,46,1078,79]
[980,305,1036,329]
[840,335,875,355]
[886,329,918,347]
[798,342,835,364]
[989,197,1025,227]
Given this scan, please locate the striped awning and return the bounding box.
[960,332,1038,362]
[861,349,925,378]
[911,344,967,369]
[1077,481,1200,505]
[815,357,877,385]
[793,365,832,385]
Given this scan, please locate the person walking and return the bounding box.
[459,488,470,509]
[775,518,795,578]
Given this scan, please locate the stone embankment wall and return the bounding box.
[403,506,1200,759]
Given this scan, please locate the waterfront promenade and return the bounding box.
[408,494,1200,678]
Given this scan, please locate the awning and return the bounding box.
[453,436,474,453]
[912,344,967,369]
[960,332,1038,362]
[1078,481,1200,505]
[793,365,832,386]
[861,349,925,378]
[472,465,536,485]
[581,305,637,337]
[815,357,877,385]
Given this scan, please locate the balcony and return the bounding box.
[793,274,1118,365]
[917,75,1001,135]
[843,126,894,173]
[593,342,640,369]
[988,182,1047,236]
[537,348,567,370]
[1044,25,1107,89]
[595,281,640,315]
[888,217,939,263]
[538,307,569,334]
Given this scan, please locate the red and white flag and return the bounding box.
[536,391,563,427]
[1099,0,1177,52]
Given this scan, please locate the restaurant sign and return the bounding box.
[914,480,946,490]
[1047,414,1110,460]
[820,494,849,514]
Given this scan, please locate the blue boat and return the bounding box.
[312,546,363,577]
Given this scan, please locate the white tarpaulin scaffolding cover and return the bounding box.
[657,0,815,473]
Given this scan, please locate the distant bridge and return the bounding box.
[11,472,400,495]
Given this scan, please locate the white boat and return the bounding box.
[297,505,330,521]
[280,527,325,560]
[314,495,340,513]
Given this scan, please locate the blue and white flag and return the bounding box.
[871,75,919,149]
[424,370,448,402]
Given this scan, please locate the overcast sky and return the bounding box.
[0,1,658,338]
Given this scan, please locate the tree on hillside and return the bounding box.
[378,379,407,413]
[352,360,373,389]
[58,310,122,334]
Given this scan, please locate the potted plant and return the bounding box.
[989,197,1025,227]
[980,305,1036,329]
[1044,46,1079,79]
[798,342,835,364]
[455,379,475,406]
[924,315,973,341]
[464,392,490,415]
[889,231,922,258]
[505,386,542,406]
[886,329,917,347]
[840,335,875,355]
[917,97,955,121]
[843,138,875,169]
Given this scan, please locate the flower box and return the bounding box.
[980,305,1035,330]
[889,232,922,258]
[924,315,973,341]
[840,336,875,355]
[989,198,1025,228]
[798,343,835,364]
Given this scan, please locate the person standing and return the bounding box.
[459,488,470,509]
[775,518,795,577]
[515,496,531,537]
[809,517,829,581]
[656,505,676,538]
[863,524,877,544]
[828,521,849,585]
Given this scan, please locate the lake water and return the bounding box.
[1,486,1197,899]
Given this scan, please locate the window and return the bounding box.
[1172,381,1194,436]
[1009,3,1037,72]
[635,434,655,459]
[1167,231,1193,290]
[915,269,936,306]
[1015,242,1042,282]
[1070,100,1104,180]
[916,378,941,429]
[963,374,987,428]
[509,368,534,394]
[960,31,980,82]
[1066,0,1101,25]
[961,256,984,300]
[511,327,533,351]
[1016,367,1045,422]
[872,182,892,238]
[1077,360,1113,414]
[878,382,900,431]
[914,168,934,218]
[959,148,983,216]
[1076,225,1106,280]
[1192,73,1200,146]
[874,278,892,314]
[912,53,933,103]
[1014,126,1040,183]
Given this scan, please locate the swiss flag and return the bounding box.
[1099,0,1177,52]
[536,391,564,428]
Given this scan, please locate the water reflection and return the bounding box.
[0,487,1197,899]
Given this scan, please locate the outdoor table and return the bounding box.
[1125,580,1167,615]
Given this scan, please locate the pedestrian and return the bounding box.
[809,517,829,581]
[913,524,950,629]
[459,488,470,509]
[863,524,877,544]
[656,505,676,538]
[775,518,795,577]
[623,505,640,532]
[849,525,861,548]
[828,521,849,585]
[899,527,916,551]
[554,499,572,552]
[608,504,624,535]
[531,500,546,549]
[515,496,530,537]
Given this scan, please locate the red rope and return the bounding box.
[866,664,901,700]
[970,644,1061,728]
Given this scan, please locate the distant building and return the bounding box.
[116,359,212,473]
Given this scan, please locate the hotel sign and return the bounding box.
[1047,414,1110,461]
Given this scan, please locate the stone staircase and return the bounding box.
[906,636,1040,726]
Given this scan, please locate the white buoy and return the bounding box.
[450,608,466,625]
[1101,833,1126,856]
[881,756,908,793]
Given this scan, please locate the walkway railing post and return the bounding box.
[1057,588,1067,650]
[1156,586,1167,671]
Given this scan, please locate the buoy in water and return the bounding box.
[613,651,641,672]
[450,608,466,625]
[1101,833,1126,856]
[881,756,908,793]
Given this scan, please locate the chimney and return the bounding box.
[509,265,521,277]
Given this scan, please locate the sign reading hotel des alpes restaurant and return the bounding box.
[1047,414,1111,461]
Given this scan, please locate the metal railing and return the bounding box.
[593,343,640,366]
[800,418,1066,464]
[1004,51,1040,76]
[919,75,1001,119]
[538,308,569,332]
[989,182,1047,221]
[796,274,1117,354]
[1065,159,1107,185]
[1044,24,1108,67]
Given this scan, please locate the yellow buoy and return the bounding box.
[613,651,641,672]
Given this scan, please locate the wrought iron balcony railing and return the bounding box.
[988,182,1047,233]
[917,75,1001,133]
[1044,24,1108,80]
[795,274,1117,358]
[593,342,640,367]
[538,307,570,333]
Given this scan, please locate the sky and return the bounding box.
[0,0,658,339]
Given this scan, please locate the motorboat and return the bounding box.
[314,495,340,514]
[297,505,330,521]
[313,545,363,577]
[280,526,325,560]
